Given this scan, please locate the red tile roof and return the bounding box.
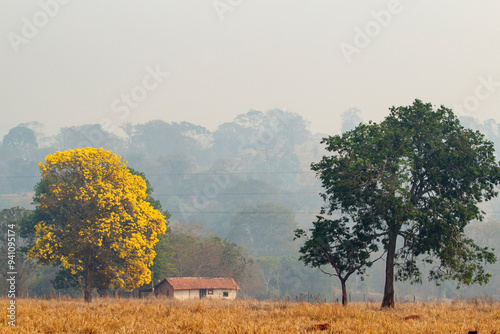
[164,277,240,290]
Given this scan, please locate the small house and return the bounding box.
[145,277,240,300]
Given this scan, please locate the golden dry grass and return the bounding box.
[1,297,500,333]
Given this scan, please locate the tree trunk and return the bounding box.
[381,231,398,308]
[341,279,348,306]
[84,250,94,303]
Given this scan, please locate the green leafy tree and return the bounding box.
[256,256,281,296]
[341,107,363,133]
[312,99,500,307]
[295,217,383,306]
[0,207,37,297]
[55,124,125,152]
[131,120,208,158]
[227,203,298,257]
[3,126,37,153]
[147,231,177,289]
[167,223,253,290]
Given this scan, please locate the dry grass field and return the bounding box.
[1,297,500,333]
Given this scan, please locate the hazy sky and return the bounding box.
[2,1,500,139]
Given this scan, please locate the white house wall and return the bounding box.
[173,289,237,300]
[206,289,237,300]
[173,289,199,300]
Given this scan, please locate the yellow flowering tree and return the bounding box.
[27,148,166,302]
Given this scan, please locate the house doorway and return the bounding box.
[199,289,207,299]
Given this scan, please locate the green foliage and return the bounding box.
[312,99,500,307]
[256,256,284,297]
[3,126,37,150]
[167,223,254,290]
[51,268,81,290]
[294,216,381,305]
[227,203,298,257]
[295,217,379,277]
[148,230,177,286]
[0,207,37,296]
[5,107,499,300]
[128,167,171,219]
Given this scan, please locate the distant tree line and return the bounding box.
[1,106,500,303]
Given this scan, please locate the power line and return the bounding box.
[154,191,319,196]
[147,171,316,176]
[171,211,500,215]
[0,191,320,198]
[0,195,32,197]
[0,171,317,179]
[0,175,39,179]
[168,211,316,215]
